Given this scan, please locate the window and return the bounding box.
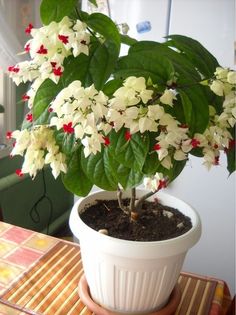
[0,69,16,158]
[0,0,40,158]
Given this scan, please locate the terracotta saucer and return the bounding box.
[78,274,181,315]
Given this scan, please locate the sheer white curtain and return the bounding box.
[0,2,24,70]
[0,0,40,71]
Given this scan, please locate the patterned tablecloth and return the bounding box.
[0,221,232,315]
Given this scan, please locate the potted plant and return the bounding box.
[7,0,235,314]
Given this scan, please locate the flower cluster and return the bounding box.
[10,126,67,178]
[8,17,90,108]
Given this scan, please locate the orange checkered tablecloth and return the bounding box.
[0,221,233,315]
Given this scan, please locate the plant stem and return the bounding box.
[134,189,159,213]
[117,186,129,215]
[129,188,136,212]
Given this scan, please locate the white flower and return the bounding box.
[124,76,146,91]
[147,105,164,120]
[215,67,228,80]
[144,172,167,192]
[174,150,187,161]
[227,71,236,84]
[210,80,224,96]
[160,89,177,106]
[161,156,173,169]
[138,116,157,133]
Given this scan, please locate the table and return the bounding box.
[0,221,232,315]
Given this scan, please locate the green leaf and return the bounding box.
[81,148,118,191]
[108,154,143,189]
[109,130,150,172]
[114,48,174,84]
[62,150,93,196]
[165,35,219,78]
[86,13,120,49]
[120,34,137,46]
[33,79,61,120]
[142,152,161,176]
[178,90,193,126]
[55,132,77,156]
[61,54,93,87]
[103,79,123,97]
[156,160,187,183]
[89,40,120,90]
[178,85,209,134]
[126,41,201,85]
[40,0,77,25]
[88,0,98,7]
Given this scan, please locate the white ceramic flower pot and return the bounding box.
[69,189,201,314]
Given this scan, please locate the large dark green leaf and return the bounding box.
[55,132,77,156]
[109,129,150,172]
[103,78,123,97]
[165,35,219,78]
[142,152,161,176]
[33,79,61,120]
[108,154,143,189]
[89,40,120,90]
[126,41,201,85]
[86,13,120,49]
[178,85,209,134]
[62,150,93,196]
[61,54,93,87]
[40,0,77,25]
[114,49,174,85]
[81,148,118,191]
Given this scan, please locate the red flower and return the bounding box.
[58,34,69,44]
[25,23,33,35]
[6,131,12,139]
[179,123,188,129]
[214,156,220,165]
[8,66,19,73]
[63,122,74,134]
[50,62,57,68]
[15,169,24,177]
[26,113,33,122]
[158,179,167,190]
[37,45,48,54]
[48,107,53,113]
[190,138,200,148]
[22,94,30,101]
[103,136,110,146]
[153,143,161,151]
[125,131,132,141]
[24,43,30,52]
[53,66,63,76]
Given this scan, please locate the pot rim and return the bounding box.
[70,189,202,248]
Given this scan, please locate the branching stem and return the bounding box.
[134,189,159,213]
[117,186,129,215]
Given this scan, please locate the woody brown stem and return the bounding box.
[129,188,136,212]
[134,190,159,213]
[117,186,129,215]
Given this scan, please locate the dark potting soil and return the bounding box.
[80,198,192,242]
